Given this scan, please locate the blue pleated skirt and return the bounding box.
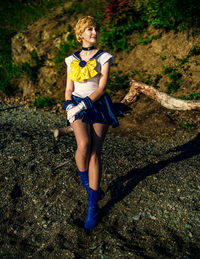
[66,93,120,127]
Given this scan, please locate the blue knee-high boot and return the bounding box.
[78,170,89,192]
[84,188,99,229]
[78,170,105,200]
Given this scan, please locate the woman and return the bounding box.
[63,16,119,229]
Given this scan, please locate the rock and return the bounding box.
[11,4,74,98]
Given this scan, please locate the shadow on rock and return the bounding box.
[102,133,200,217]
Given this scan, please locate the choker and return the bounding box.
[82,46,95,51]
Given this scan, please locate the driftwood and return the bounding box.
[121,80,200,111]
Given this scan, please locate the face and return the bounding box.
[80,26,99,45]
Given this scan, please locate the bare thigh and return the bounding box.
[70,119,91,148]
[90,123,108,154]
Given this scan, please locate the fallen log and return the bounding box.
[121,80,200,111]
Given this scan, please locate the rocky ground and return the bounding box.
[0,102,200,258]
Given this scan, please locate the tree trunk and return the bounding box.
[121,80,200,111]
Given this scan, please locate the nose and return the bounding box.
[92,28,97,35]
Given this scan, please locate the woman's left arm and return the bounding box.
[88,61,110,102]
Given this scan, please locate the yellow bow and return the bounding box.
[68,58,98,83]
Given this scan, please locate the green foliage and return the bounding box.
[166,81,181,94]
[0,49,44,94]
[98,0,200,51]
[160,56,167,60]
[179,121,195,130]
[64,2,82,15]
[54,34,79,71]
[139,0,200,30]
[163,66,182,81]
[153,74,162,88]
[20,62,38,82]
[137,36,152,45]
[137,34,161,45]
[20,50,43,82]
[99,1,145,52]
[107,71,130,92]
[63,0,104,18]
[189,46,200,56]
[0,61,21,94]
[176,57,189,68]
[99,25,130,52]
[132,70,162,89]
[34,96,55,108]
[141,73,153,86]
[163,65,182,93]
[0,0,67,94]
[180,91,200,100]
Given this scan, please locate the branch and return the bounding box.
[52,161,68,172]
[52,127,73,141]
[121,80,200,111]
[0,105,23,112]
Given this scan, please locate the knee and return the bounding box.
[77,140,90,155]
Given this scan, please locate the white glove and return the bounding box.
[68,115,76,123]
[67,101,87,121]
[66,103,74,112]
[66,103,75,123]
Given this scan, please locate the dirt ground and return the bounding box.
[108,90,200,140]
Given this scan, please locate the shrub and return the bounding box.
[180,91,200,100]
[163,66,182,93]
[179,121,195,130]
[54,34,79,71]
[189,46,200,56]
[34,96,55,108]
[107,71,130,92]
[140,0,200,30]
[99,0,145,52]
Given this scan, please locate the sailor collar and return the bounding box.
[72,49,104,68]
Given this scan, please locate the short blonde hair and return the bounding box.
[75,16,100,43]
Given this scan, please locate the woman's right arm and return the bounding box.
[65,66,74,101]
